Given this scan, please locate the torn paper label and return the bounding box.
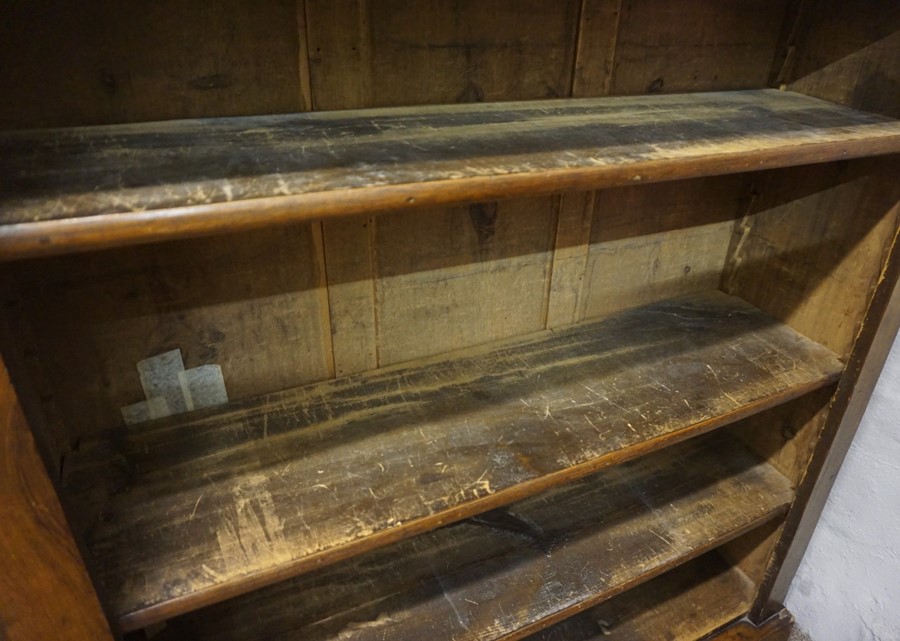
[138,349,188,415]
[179,364,229,411]
[121,397,170,425]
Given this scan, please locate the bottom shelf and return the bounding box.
[144,434,790,641]
[525,551,755,641]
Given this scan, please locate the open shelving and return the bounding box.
[3,4,900,641]
[2,89,900,259]
[136,434,789,641]
[64,290,841,630]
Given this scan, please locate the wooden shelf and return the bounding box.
[139,435,786,641]
[523,550,755,641]
[64,290,840,630]
[3,89,900,259]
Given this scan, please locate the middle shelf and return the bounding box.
[64,289,843,630]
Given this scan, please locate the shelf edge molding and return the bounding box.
[3,89,900,259]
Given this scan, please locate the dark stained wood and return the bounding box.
[723,157,900,359]
[524,551,755,641]
[609,0,788,95]
[2,90,900,259]
[0,0,305,130]
[62,290,842,630]
[750,196,900,621]
[145,435,793,641]
[0,354,114,641]
[706,610,793,641]
[786,0,900,118]
[5,225,335,445]
[305,0,581,110]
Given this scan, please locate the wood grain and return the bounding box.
[723,157,900,359]
[62,291,841,630]
[0,0,304,130]
[146,435,791,641]
[7,225,334,444]
[305,0,581,110]
[371,198,556,366]
[787,0,900,118]
[609,0,788,95]
[2,90,900,259]
[524,551,755,641]
[0,355,114,641]
[581,175,747,319]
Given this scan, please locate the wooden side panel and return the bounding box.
[306,0,581,109]
[8,226,332,443]
[581,176,748,319]
[729,386,836,486]
[0,0,304,129]
[0,355,114,641]
[724,158,900,359]
[608,0,788,95]
[787,0,900,118]
[372,199,557,366]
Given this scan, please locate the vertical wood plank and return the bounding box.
[372,199,557,366]
[307,0,580,108]
[571,0,623,97]
[322,217,379,376]
[581,176,747,320]
[307,0,583,371]
[9,226,334,443]
[609,0,788,95]
[0,0,304,129]
[546,192,595,329]
[0,354,114,641]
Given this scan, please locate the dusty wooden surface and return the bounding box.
[525,551,754,641]
[149,435,791,641]
[5,225,334,447]
[2,90,900,258]
[62,290,840,630]
[0,355,114,641]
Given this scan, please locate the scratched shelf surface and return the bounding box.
[142,434,788,641]
[63,290,842,630]
[522,548,756,641]
[3,89,900,258]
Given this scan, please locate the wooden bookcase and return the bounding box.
[1,2,898,640]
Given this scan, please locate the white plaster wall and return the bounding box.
[786,334,900,641]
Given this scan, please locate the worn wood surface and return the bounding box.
[724,158,900,359]
[607,0,788,95]
[706,611,793,641]
[62,291,840,630]
[524,551,754,641]
[0,355,114,641]
[3,90,900,259]
[371,198,557,366]
[5,225,334,444]
[305,0,580,110]
[581,175,747,319]
[0,0,304,130]
[786,0,900,118]
[148,435,791,641]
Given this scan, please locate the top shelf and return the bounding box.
[2,89,900,259]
